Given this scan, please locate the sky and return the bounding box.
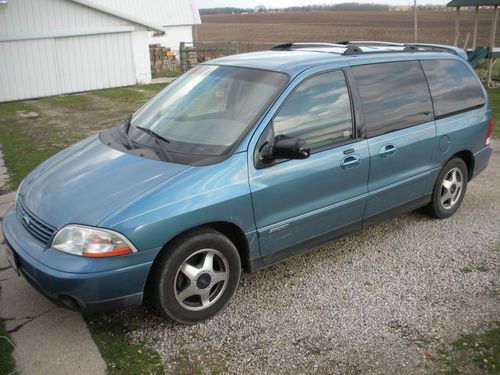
[197,0,450,8]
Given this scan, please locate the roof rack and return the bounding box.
[269,41,468,61]
[343,43,418,55]
[339,41,467,59]
[271,42,345,50]
[337,41,404,46]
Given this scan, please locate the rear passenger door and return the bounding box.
[351,61,437,224]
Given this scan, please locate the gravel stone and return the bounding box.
[125,140,499,374]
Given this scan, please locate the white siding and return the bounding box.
[0,38,59,102]
[149,25,193,56]
[0,0,130,35]
[0,32,136,102]
[54,32,135,93]
[87,0,201,27]
[131,30,152,84]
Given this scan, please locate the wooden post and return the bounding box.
[464,32,470,50]
[180,42,187,73]
[414,0,418,42]
[193,24,198,46]
[487,6,499,87]
[454,7,460,46]
[472,6,479,50]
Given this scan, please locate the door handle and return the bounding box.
[341,154,361,169]
[379,144,397,157]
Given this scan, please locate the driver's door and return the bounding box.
[249,70,370,262]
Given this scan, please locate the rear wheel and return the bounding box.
[425,157,468,219]
[150,229,241,324]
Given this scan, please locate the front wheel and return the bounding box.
[150,229,241,324]
[425,157,468,219]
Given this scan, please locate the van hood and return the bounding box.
[20,135,189,228]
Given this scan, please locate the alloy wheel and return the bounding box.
[174,249,229,311]
[440,167,463,209]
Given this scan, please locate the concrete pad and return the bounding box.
[0,192,15,205]
[0,267,17,282]
[0,270,57,331]
[12,308,107,375]
[0,244,107,374]
[0,247,9,269]
[0,149,9,192]
[0,200,14,219]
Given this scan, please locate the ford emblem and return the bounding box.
[22,215,30,227]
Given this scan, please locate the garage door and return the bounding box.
[0,32,136,102]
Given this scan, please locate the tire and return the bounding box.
[425,157,468,219]
[149,228,241,324]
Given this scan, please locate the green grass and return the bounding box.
[152,70,180,79]
[476,62,500,82]
[91,86,147,103]
[84,313,165,375]
[42,94,94,110]
[173,348,229,375]
[437,324,500,374]
[460,265,490,273]
[0,319,16,375]
[486,88,500,137]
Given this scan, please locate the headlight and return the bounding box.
[52,225,137,257]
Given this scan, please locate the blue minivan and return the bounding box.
[2,42,493,323]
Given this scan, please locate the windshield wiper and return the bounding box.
[120,114,134,150]
[134,125,174,162]
[135,126,170,144]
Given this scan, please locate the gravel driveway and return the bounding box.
[126,140,499,374]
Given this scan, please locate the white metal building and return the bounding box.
[89,0,201,56]
[0,0,200,102]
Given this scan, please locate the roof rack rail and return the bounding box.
[271,42,344,50]
[270,41,468,61]
[339,40,467,60]
[342,43,417,56]
[338,40,404,47]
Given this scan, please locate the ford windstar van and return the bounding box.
[2,41,493,323]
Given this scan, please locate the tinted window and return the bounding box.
[353,61,433,138]
[273,70,353,150]
[421,59,485,118]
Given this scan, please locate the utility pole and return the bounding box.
[414,0,418,42]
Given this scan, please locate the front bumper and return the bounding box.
[2,206,159,311]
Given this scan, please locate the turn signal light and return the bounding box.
[485,118,493,147]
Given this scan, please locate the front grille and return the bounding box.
[17,198,56,247]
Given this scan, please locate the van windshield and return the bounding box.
[131,65,288,156]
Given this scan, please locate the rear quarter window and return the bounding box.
[421,59,485,118]
[353,61,433,138]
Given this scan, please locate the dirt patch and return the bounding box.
[197,10,495,47]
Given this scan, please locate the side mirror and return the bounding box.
[262,136,310,161]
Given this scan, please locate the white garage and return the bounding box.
[0,0,166,102]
